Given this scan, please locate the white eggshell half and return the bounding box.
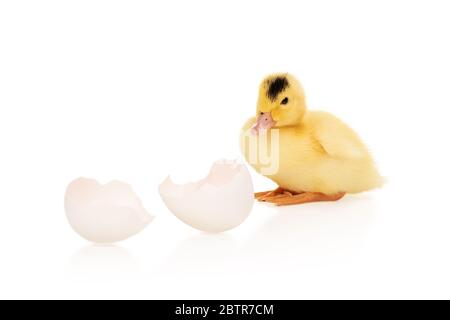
[159,160,254,232]
[65,178,153,243]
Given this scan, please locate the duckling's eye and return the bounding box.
[281,97,289,105]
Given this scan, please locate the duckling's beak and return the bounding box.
[251,112,276,134]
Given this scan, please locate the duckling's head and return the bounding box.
[254,73,306,130]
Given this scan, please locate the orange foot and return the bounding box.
[255,188,345,206]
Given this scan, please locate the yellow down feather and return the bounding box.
[241,73,383,194]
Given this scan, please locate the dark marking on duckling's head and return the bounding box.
[266,76,289,102]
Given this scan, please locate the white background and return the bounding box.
[1,0,449,299]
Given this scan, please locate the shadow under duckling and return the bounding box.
[241,73,383,206]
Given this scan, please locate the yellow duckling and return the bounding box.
[241,73,383,206]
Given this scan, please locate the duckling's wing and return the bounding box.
[310,111,368,160]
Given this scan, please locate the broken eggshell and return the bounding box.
[159,160,254,233]
[65,178,153,243]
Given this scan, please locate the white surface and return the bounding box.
[0,0,449,299]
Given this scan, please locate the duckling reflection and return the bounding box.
[239,194,377,271]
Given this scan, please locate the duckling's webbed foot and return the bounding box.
[255,187,298,202]
[257,190,346,206]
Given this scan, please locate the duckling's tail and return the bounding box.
[339,158,385,194]
[372,173,386,190]
[359,167,385,193]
